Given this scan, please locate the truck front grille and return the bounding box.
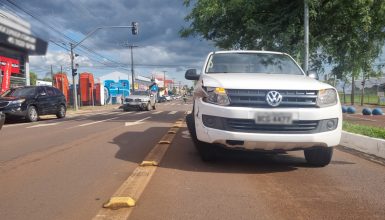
[202,115,322,134]
[226,118,319,133]
[226,89,318,108]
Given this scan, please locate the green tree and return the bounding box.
[313,0,385,105]
[181,0,385,99]
[30,72,37,86]
[181,0,314,61]
[42,77,53,82]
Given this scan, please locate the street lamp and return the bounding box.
[70,23,139,110]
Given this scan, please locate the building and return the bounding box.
[0,9,47,92]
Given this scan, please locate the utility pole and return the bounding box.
[69,24,139,110]
[70,43,78,111]
[128,45,138,93]
[163,71,167,94]
[304,1,309,73]
[60,65,64,93]
[50,65,53,83]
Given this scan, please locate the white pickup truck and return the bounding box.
[185,50,342,167]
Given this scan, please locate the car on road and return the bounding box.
[122,90,156,111]
[0,86,67,122]
[0,111,5,130]
[157,95,167,103]
[185,50,342,167]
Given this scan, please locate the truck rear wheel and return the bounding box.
[304,147,333,167]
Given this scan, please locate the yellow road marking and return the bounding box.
[140,161,159,166]
[93,117,184,220]
[103,197,136,209]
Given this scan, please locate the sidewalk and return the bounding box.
[66,104,121,116]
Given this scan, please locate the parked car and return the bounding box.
[157,95,167,103]
[185,50,342,167]
[0,111,5,130]
[0,86,67,122]
[122,90,156,111]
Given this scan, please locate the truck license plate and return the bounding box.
[255,113,292,125]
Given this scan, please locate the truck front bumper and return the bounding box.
[194,98,342,151]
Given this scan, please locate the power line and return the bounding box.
[4,0,129,69]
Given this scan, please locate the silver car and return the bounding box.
[122,90,156,111]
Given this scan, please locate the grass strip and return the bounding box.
[343,121,385,139]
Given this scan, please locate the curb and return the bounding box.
[66,105,121,116]
[340,131,385,159]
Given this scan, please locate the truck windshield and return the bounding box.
[205,53,303,75]
[131,91,148,96]
[1,87,36,98]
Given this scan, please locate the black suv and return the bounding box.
[0,86,67,122]
[0,111,4,129]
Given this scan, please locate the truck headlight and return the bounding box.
[204,87,230,106]
[317,89,337,107]
[10,99,25,106]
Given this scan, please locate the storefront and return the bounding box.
[0,9,47,92]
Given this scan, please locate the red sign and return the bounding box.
[0,56,20,93]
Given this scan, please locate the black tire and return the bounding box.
[26,106,38,122]
[304,147,333,167]
[56,104,66,118]
[186,113,217,161]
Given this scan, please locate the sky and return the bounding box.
[0,0,217,86]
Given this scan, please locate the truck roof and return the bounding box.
[210,50,287,55]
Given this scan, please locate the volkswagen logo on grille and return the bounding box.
[266,91,282,107]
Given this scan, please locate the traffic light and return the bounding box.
[72,68,77,76]
[132,22,138,35]
[361,81,364,86]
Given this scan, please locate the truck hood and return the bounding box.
[127,95,149,100]
[201,73,334,90]
[0,96,22,101]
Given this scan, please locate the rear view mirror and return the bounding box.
[185,69,200,80]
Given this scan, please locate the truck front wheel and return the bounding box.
[186,113,217,161]
[304,147,333,167]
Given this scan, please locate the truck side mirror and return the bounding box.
[307,70,319,80]
[185,69,200,80]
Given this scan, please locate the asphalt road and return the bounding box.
[1,100,385,220]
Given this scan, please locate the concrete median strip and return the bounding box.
[340,131,385,159]
[93,117,185,220]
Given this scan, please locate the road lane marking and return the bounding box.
[68,117,119,129]
[3,123,31,128]
[93,117,185,220]
[151,111,163,114]
[124,117,151,126]
[116,112,133,116]
[168,111,178,115]
[135,111,147,115]
[27,123,61,128]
